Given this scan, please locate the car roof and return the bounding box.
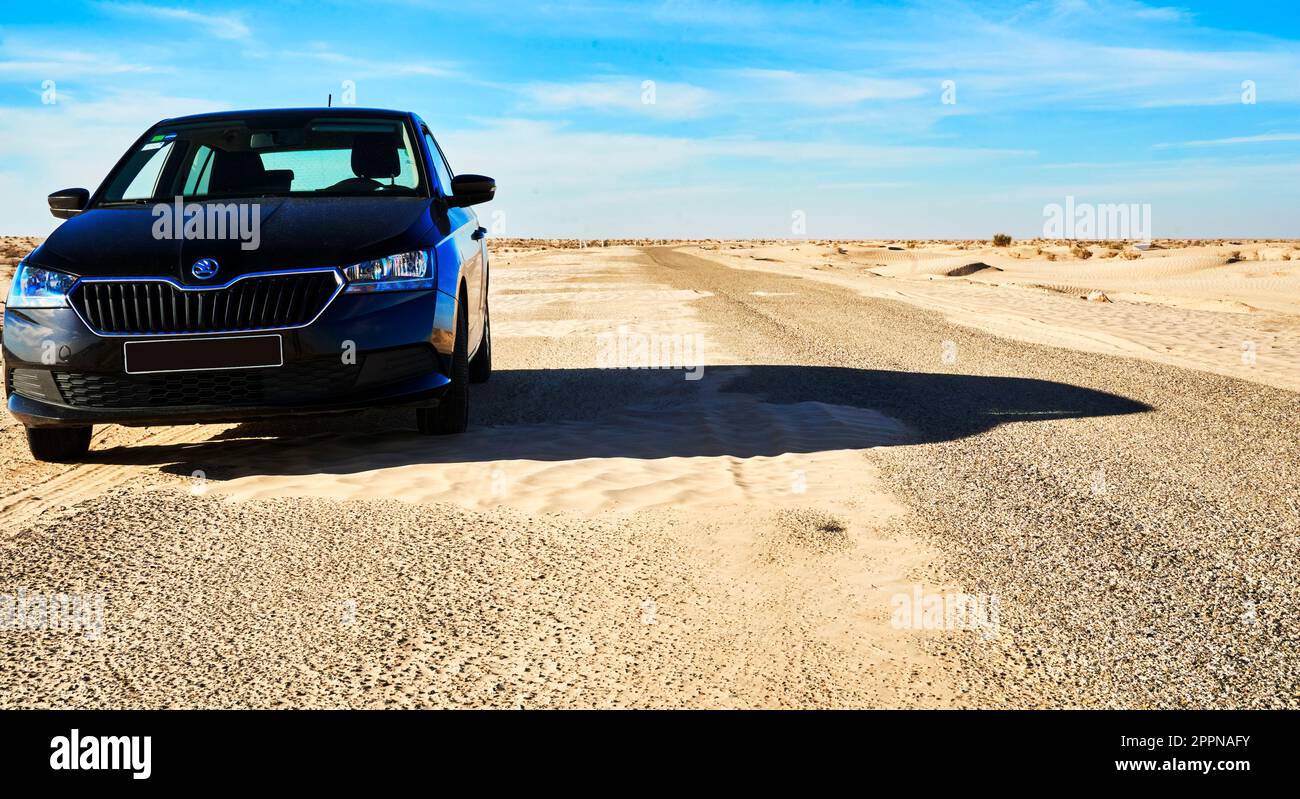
[156,107,416,126]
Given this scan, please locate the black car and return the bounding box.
[3,107,495,461]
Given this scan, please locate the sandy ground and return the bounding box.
[1,237,1297,708]
[682,239,1300,392]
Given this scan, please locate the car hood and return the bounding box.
[28,197,436,284]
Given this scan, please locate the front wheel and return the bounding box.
[417,293,470,435]
[27,425,92,462]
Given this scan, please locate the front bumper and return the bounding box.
[3,286,458,428]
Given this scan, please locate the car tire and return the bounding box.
[417,293,469,435]
[26,425,93,462]
[468,300,491,384]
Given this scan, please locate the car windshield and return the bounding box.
[97,114,426,204]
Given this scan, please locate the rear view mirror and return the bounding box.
[448,174,495,207]
[48,188,90,220]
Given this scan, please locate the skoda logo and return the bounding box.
[191,258,220,280]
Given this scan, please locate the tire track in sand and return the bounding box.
[0,423,227,534]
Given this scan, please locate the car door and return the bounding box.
[424,127,484,350]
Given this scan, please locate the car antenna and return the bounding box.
[327,93,333,108]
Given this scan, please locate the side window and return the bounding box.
[434,140,455,181]
[119,141,174,200]
[182,145,215,196]
[424,131,453,195]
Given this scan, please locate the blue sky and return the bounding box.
[1,0,1297,238]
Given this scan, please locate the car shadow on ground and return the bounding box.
[83,365,1152,478]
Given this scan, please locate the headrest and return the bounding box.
[262,169,295,192]
[209,150,267,192]
[351,132,400,179]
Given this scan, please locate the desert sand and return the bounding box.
[0,236,1296,708]
[680,238,1300,392]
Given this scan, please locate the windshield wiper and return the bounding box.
[100,194,274,206]
[96,198,157,207]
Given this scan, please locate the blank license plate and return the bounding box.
[123,335,284,374]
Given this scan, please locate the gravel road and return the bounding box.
[645,246,1299,708]
[1,245,1294,708]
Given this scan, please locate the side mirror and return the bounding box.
[49,188,90,220]
[448,174,495,207]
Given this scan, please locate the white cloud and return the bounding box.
[1133,5,1189,21]
[516,70,926,122]
[429,117,1036,236]
[284,49,459,79]
[1153,133,1300,149]
[519,78,715,119]
[435,115,1298,237]
[0,44,157,79]
[100,3,251,40]
[440,117,1032,189]
[846,1,1300,111]
[732,69,926,106]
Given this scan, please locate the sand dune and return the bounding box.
[683,239,1300,391]
[214,397,913,516]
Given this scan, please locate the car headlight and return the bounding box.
[342,250,435,293]
[7,261,76,308]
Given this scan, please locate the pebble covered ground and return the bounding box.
[647,247,1299,708]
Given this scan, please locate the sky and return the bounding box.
[0,0,1297,238]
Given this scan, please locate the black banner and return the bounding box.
[0,710,1281,785]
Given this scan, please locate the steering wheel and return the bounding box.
[324,176,384,193]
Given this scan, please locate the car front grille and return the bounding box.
[49,346,438,409]
[54,360,353,408]
[68,270,342,335]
